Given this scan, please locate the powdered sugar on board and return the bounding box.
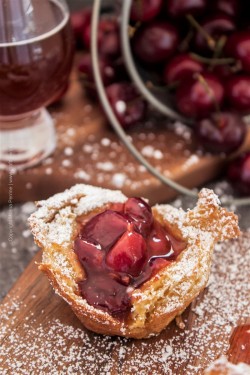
[1,231,249,375]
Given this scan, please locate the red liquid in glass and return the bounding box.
[0,1,74,117]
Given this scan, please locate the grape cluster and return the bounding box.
[71,7,147,128]
[130,0,250,155]
[70,1,250,195]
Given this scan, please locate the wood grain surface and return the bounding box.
[0,231,249,374]
[1,56,250,206]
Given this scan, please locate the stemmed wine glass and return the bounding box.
[0,0,74,170]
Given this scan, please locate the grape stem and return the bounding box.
[214,35,227,58]
[208,35,228,70]
[186,13,216,50]
[128,24,140,38]
[190,53,235,65]
[179,30,194,52]
[146,81,178,91]
[195,73,221,116]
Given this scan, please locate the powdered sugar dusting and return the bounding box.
[1,231,249,374]
[129,189,239,330]
[181,155,199,170]
[28,184,127,247]
[39,117,202,195]
[204,356,250,375]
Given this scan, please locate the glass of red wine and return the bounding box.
[0,0,74,170]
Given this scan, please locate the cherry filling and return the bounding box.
[74,198,186,317]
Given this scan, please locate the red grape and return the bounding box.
[78,54,117,86]
[167,0,207,19]
[227,152,250,195]
[163,53,203,84]
[106,82,147,128]
[130,0,163,22]
[226,75,250,112]
[194,14,235,54]
[132,21,179,64]
[209,0,239,18]
[197,112,246,154]
[70,8,91,48]
[83,18,120,59]
[225,31,250,73]
[175,72,224,118]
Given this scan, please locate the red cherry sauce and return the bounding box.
[74,198,186,318]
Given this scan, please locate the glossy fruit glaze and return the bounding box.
[74,198,186,317]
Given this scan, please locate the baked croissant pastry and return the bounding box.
[29,184,240,339]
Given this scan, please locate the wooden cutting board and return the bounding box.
[1,231,249,374]
[1,55,250,206]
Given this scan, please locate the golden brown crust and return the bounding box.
[29,184,240,339]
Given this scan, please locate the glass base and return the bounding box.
[0,109,56,171]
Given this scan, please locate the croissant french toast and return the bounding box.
[28,184,240,339]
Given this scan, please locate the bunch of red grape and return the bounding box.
[71,7,148,129]
[71,1,250,195]
[130,0,250,156]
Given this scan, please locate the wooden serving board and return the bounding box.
[1,55,250,206]
[1,231,249,374]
